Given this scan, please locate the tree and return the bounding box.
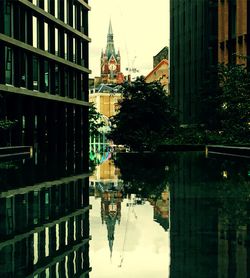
[217,64,250,143]
[108,77,179,151]
[89,102,105,137]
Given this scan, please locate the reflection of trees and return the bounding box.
[114,153,176,199]
[217,170,250,228]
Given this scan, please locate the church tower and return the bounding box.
[101,20,123,84]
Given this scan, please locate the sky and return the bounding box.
[88,0,170,78]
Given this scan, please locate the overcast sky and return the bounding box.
[89,0,170,78]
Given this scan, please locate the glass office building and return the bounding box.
[0,0,90,169]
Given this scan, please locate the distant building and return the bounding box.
[153,46,169,68]
[101,20,124,84]
[170,0,218,125]
[218,0,250,67]
[89,84,122,118]
[145,59,169,93]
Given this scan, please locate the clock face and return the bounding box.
[108,63,117,71]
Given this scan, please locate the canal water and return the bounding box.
[0,151,249,277]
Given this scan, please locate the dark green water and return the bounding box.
[0,151,249,277]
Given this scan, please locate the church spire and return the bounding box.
[106,19,115,57]
[108,19,113,37]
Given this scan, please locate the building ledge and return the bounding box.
[0,84,90,106]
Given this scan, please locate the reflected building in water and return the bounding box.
[169,152,250,278]
[0,157,91,277]
[153,189,170,232]
[89,158,124,257]
[170,153,219,278]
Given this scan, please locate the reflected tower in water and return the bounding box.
[89,157,124,258]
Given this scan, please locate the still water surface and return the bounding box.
[0,151,249,277]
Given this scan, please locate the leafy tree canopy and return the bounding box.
[89,102,106,136]
[217,63,250,143]
[108,77,179,151]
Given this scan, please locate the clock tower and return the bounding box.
[101,20,123,84]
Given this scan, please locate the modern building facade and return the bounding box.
[0,154,91,277]
[0,0,90,168]
[170,0,218,125]
[218,0,250,67]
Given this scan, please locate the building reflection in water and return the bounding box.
[89,153,170,270]
[0,154,91,277]
[152,189,170,232]
[89,157,124,258]
[170,152,250,278]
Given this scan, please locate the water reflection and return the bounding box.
[90,151,250,278]
[89,155,170,277]
[0,154,91,277]
[169,152,250,278]
[1,150,249,277]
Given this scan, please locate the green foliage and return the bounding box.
[114,153,175,198]
[89,103,106,136]
[108,77,179,151]
[0,119,17,130]
[217,64,250,143]
[172,63,250,145]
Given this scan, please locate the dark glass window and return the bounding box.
[4,0,11,36]
[5,47,13,85]
[44,60,49,92]
[33,56,39,90]
[20,52,27,88]
[55,27,59,55]
[65,70,68,97]
[55,64,59,94]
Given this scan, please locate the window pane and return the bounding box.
[32,16,38,48]
[5,47,13,85]
[55,28,58,55]
[44,0,48,12]
[44,22,49,51]
[64,0,68,23]
[4,0,11,36]
[55,0,58,18]
[44,60,49,92]
[55,64,59,94]
[33,56,39,90]
[20,53,27,88]
[73,38,76,63]
[73,5,76,28]
[64,33,68,59]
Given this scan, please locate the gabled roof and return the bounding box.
[145,59,168,80]
[96,83,114,93]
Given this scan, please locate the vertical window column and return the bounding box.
[19,6,26,43]
[39,57,45,92]
[4,0,12,36]
[38,16,45,50]
[0,43,6,84]
[58,28,64,58]
[49,25,55,54]
[68,0,73,27]
[76,72,81,100]
[5,46,13,85]
[76,4,81,31]
[26,10,32,45]
[44,22,49,52]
